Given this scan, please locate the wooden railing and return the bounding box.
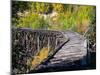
[12,28,68,74]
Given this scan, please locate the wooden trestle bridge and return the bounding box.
[12,28,87,74]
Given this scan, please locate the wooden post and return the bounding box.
[48,37,50,50]
[55,37,58,49]
[87,39,91,65]
[37,35,40,53]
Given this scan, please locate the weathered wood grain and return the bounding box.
[12,28,68,74]
[34,31,87,71]
[12,28,87,74]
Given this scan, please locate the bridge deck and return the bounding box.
[50,31,87,63]
[32,31,87,72]
[12,28,87,74]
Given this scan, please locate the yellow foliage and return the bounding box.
[31,47,50,69]
[52,3,64,13]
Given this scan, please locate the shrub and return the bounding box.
[17,12,49,29]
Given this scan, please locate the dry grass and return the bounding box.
[30,47,50,70]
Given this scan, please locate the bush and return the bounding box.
[17,12,49,29]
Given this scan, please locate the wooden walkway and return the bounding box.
[31,31,87,72]
[12,28,88,74]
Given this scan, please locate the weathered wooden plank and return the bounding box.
[12,28,69,74]
[33,31,87,71]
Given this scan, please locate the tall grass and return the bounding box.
[12,1,96,34]
[17,12,49,29]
